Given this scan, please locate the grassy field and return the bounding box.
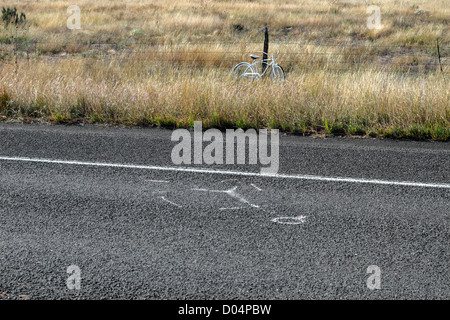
[0,0,449,140]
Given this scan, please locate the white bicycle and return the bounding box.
[233,51,285,81]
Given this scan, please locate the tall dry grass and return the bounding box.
[0,0,449,139]
[1,0,448,57]
[1,55,448,139]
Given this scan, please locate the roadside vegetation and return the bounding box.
[0,0,449,140]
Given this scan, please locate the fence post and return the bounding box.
[262,26,269,74]
[14,25,18,74]
[436,38,446,83]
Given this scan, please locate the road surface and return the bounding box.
[0,122,448,299]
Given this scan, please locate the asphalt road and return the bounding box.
[0,122,448,299]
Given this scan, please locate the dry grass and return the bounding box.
[0,0,449,140]
[1,0,448,46]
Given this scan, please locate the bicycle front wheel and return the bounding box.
[233,62,256,82]
[271,64,285,81]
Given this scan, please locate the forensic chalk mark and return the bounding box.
[152,191,167,195]
[251,183,262,191]
[220,179,238,184]
[159,196,182,208]
[192,186,260,209]
[271,215,307,225]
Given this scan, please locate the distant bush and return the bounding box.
[1,7,26,28]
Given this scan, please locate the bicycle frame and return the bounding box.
[243,51,280,79]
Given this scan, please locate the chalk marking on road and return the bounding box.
[220,179,238,183]
[192,188,225,193]
[159,196,182,208]
[1,156,450,189]
[193,186,260,208]
[251,183,262,191]
[228,187,260,208]
[272,215,307,225]
[152,191,167,195]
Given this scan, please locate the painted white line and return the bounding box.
[251,183,262,191]
[159,196,182,208]
[1,156,450,189]
[219,207,246,211]
[147,180,169,183]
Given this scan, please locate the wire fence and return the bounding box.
[2,39,449,48]
[1,39,448,70]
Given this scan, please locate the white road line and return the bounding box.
[147,180,169,183]
[1,155,450,189]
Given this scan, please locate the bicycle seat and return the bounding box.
[250,54,259,60]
